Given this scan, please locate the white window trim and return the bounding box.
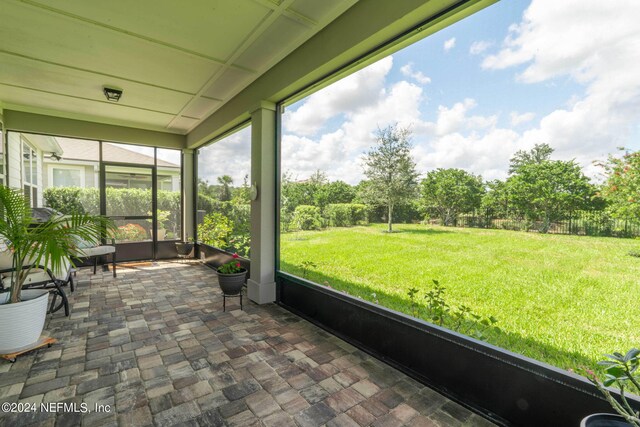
[21,137,39,207]
[0,126,4,185]
[48,164,85,188]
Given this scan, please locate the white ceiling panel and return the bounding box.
[0,85,175,130]
[0,1,218,93]
[0,53,192,114]
[233,15,309,71]
[180,97,223,120]
[203,68,256,101]
[289,0,355,23]
[167,116,200,133]
[26,0,273,61]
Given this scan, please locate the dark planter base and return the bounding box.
[175,242,194,257]
[581,414,635,427]
[216,270,246,296]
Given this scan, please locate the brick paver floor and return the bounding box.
[0,261,495,426]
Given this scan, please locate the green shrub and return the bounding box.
[44,187,181,235]
[324,204,352,227]
[197,210,251,258]
[197,193,220,213]
[44,187,99,214]
[292,205,323,230]
[198,212,233,249]
[324,203,369,227]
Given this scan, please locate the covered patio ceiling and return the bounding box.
[0,0,357,134]
[0,0,495,148]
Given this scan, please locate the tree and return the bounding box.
[308,170,328,186]
[599,149,640,221]
[361,125,418,232]
[507,160,594,232]
[420,168,485,226]
[481,179,511,217]
[315,180,355,207]
[232,174,251,205]
[217,175,233,201]
[509,143,553,174]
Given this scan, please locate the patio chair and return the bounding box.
[0,250,72,316]
[71,238,117,278]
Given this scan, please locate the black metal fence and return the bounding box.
[432,209,640,238]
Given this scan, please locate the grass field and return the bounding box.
[280,224,640,371]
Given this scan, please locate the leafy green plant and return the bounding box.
[149,210,170,234]
[424,279,449,326]
[301,260,317,278]
[228,234,250,258]
[198,212,233,249]
[420,279,498,340]
[585,349,640,426]
[0,185,112,304]
[217,253,245,274]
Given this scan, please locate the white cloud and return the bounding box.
[283,57,393,137]
[282,60,427,184]
[279,1,640,185]
[443,37,456,52]
[469,40,492,55]
[510,111,535,126]
[481,0,640,174]
[198,127,251,185]
[400,63,432,84]
[414,127,520,181]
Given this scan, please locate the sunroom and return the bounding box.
[1,0,638,426]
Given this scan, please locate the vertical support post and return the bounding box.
[248,102,277,304]
[182,149,195,242]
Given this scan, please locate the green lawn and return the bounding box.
[280,224,640,370]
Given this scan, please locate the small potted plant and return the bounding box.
[216,253,246,295]
[582,348,640,426]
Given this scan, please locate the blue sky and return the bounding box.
[201,0,640,186]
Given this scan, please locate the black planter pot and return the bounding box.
[175,242,194,256]
[216,269,246,295]
[581,413,635,427]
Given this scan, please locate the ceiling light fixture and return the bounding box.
[103,87,123,102]
[49,152,62,161]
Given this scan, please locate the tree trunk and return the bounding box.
[388,204,393,233]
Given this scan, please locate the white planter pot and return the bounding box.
[0,290,49,353]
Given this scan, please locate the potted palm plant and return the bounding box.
[216,253,246,295]
[582,348,640,426]
[0,185,110,353]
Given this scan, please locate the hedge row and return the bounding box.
[43,187,181,236]
[290,203,369,230]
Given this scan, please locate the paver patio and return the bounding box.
[0,261,494,426]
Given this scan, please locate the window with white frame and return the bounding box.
[50,165,84,188]
[22,137,38,207]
